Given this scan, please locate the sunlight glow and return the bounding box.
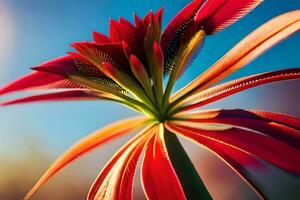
[0,2,16,80]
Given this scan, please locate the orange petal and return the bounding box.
[165,122,266,200]
[88,125,155,200]
[168,121,300,174]
[176,109,300,149]
[172,10,300,101]
[141,124,186,200]
[180,68,300,110]
[24,117,148,200]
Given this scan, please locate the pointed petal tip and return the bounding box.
[129,55,143,71]
[153,42,164,68]
[122,41,132,57]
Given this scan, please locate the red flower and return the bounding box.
[1,1,300,199]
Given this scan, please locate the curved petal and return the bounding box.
[161,0,203,54]
[172,10,300,101]
[88,125,154,200]
[195,0,262,34]
[141,124,186,200]
[0,90,118,106]
[0,71,82,96]
[71,42,131,74]
[176,109,300,150]
[24,117,148,200]
[169,121,300,174]
[180,68,300,110]
[93,31,111,44]
[165,122,267,200]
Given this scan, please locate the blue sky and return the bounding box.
[0,0,299,156]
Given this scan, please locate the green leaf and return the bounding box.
[164,129,213,200]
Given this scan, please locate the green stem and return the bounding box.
[164,130,213,200]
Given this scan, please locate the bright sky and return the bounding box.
[0,0,299,156]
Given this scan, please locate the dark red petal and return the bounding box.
[153,41,164,68]
[1,90,101,106]
[165,122,266,199]
[134,13,142,27]
[195,0,262,34]
[71,42,131,73]
[161,0,203,54]
[122,41,132,58]
[141,126,186,200]
[93,31,111,44]
[120,17,136,33]
[109,19,136,50]
[32,53,105,79]
[31,55,76,76]
[154,7,164,26]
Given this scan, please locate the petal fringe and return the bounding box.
[88,125,155,200]
[24,117,148,200]
[172,10,300,101]
[180,68,300,110]
[165,122,267,200]
[141,124,187,200]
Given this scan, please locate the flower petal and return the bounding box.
[195,0,262,34]
[181,68,300,110]
[93,31,112,44]
[24,117,148,200]
[88,125,154,200]
[161,0,204,75]
[0,72,80,96]
[172,10,300,101]
[165,122,267,200]
[141,124,186,200]
[177,109,300,149]
[171,122,300,173]
[1,90,113,106]
[71,42,131,74]
[161,0,203,55]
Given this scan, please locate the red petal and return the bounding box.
[120,17,136,33]
[31,55,77,76]
[172,10,300,101]
[71,42,131,73]
[153,41,164,68]
[251,110,300,130]
[141,125,186,200]
[88,126,153,200]
[172,122,300,173]
[32,53,106,79]
[195,0,262,34]
[0,71,81,96]
[178,109,300,149]
[165,122,266,199]
[93,31,111,44]
[154,8,164,26]
[1,90,106,106]
[109,19,136,51]
[178,109,300,151]
[24,117,147,200]
[122,41,132,58]
[183,68,300,110]
[161,0,203,53]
